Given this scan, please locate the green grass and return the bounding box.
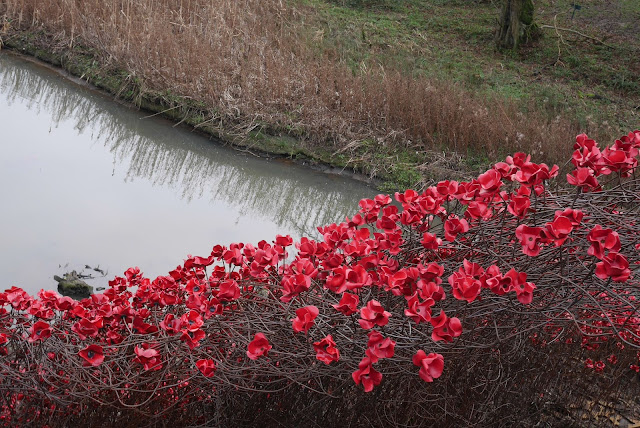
[296,0,639,137]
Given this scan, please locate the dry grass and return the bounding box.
[1,0,602,172]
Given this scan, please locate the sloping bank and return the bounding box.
[1,30,473,191]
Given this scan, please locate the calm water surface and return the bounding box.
[0,53,376,295]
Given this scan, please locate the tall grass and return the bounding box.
[1,0,602,168]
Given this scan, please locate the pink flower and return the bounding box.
[352,357,382,392]
[247,333,271,360]
[291,305,319,333]
[359,300,391,329]
[196,359,217,377]
[313,335,340,365]
[78,344,104,367]
[412,350,444,382]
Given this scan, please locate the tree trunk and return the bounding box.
[495,0,537,50]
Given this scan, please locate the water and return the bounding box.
[0,53,377,296]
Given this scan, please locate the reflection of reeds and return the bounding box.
[0,56,374,236]
[2,0,598,169]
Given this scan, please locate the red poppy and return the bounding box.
[222,246,243,265]
[247,333,271,360]
[507,194,531,218]
[345,265,372,291]
[595,252,631,283]
[572,133,601,169]
[181,310,203,332]
[556,208,583,226]
[376,206,399,232]
[332,293,359,316]
[134,344,162,371]
[386,270,414,296]
[421,232,442,250]
[6,287,31,311]
[78,344,105,367]
[436,180,459,196]
[477,169,503,194]
[448,271,481,303]
[325,266,347,293]
[352,357,383,393]
[444,216,469,242]
[394,189,419,204]
[587,225,621,259]
[28,320,52,343]
[566,167,601,192]
[291,305,319,334]
[313,335,340,365]
[543,215,574,246]
[72,317,103,340]
[514,280,536,304]
[195,359,217,377]
[365,331,396,362]
[515,224,544,257]
[598,146,637,177]
[465,201,493,220]
[359,300,391,329]
[180,328,206,349]
[275,234,293,247]
[412,350,444,382]
[216,279,240,302]
[431,311,462,342]
[280,273,311,303]
[417,280,445,302]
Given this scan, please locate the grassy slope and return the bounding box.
[299,0,639,145]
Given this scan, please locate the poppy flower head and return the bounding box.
[313,335,340,365]
[291,305,319,334]
[78,344,104,367]
[412,350,444,382]
[352,357,383,392]
[195,359,217,377]
[247,333,272,360]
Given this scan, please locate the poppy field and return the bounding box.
[1,131,640,426]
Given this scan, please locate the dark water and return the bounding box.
[0,53,376,295]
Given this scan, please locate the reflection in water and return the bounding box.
[0,53,376,294]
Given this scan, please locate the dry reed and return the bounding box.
[0,0,602,172]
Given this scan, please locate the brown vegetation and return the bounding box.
[0,0,601,178]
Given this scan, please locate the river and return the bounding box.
[0,53,377,296]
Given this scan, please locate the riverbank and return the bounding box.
[1,32,393,187]
[1,0,637,191]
